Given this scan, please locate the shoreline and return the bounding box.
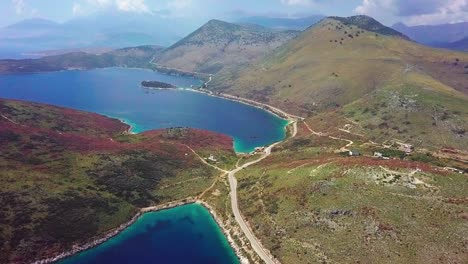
[30,92,300,264]
[142,86,298,127]
[32,198,247,264]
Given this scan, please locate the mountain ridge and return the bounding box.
[393,21,468,46]
[154,19,299,74]
[211,16,468,151]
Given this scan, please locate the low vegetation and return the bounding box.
[212,16,468,151]
[154,20,299,75]
[0,98,236,263]
[235,129,468,264]
[0,45,163,74]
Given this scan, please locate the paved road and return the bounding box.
[228,122,297,264]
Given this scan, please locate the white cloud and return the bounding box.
[73,2,84,15]
[355,0,468,25]
[76,0,150,14]
[280,0,312,6]
[12,0,26,15]
[115,0,149,13]
[87,0,112,7]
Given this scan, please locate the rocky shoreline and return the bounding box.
[32,198,248,264]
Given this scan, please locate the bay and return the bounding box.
[0,67,288,153]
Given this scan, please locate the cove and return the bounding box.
[0,68,288,153]
[58,204,240,264]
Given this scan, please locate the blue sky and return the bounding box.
[2,0,468,27]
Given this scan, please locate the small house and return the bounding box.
[207,154,217,162]
[349,150,360,156]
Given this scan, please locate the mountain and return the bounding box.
[0,45,163,73]
[392,22,468,46]
[0,98,235,262]
[330,15,409,39]
[0,13,200,59]
[214,16,468,264]
[154,19,299,74]
[212,15,468,151]
[436,36,468,52]
[5,18,59,31]
[236,15,325,30]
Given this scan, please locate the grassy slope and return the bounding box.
[0,98,236,263]
[213,17,468,150]
[235,127,468,264]
[155,20,299,74]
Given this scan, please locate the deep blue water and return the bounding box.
[0,67,288,153]
[59,204,240,264]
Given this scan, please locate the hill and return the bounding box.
[154,19,299,74]
[393,22,468,47]
[436,37,468,52]
[234,118,467,263]
[329,15,409,39]
[211,16,468,151]
[0,98,236,263]
[0,45,163,74]
[236,15,325,31]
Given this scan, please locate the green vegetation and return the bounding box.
[212,16,468,151]
[235,135,468,263]
[154,19,299,74]
[0,45,163,74]
[328,15,409,39]
[0,99,236,263]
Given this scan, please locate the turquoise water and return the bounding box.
[59,204,240,264]
[0,68,288,153]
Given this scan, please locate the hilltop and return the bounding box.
[201,17,468,264]
[212,16,468,151]
[0,45,163,74]
[236,15,325,31]
[329,15,409,39]
[0,98,236,263]
[154,19,299,74]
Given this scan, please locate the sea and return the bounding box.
[0,67,288,153]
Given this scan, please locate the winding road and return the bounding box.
[228,122,298,264]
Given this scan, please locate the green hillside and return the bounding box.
[0,98,236,263]
[0,45,163,74]
[212,16,468,151]
[154,19,299,74]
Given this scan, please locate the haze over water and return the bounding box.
[0,67,288,153]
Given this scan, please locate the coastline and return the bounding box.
[32,198,247,264]
[21,68,300,264]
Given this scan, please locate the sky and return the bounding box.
[1,0,468,27]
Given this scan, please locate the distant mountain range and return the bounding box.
[0,13,199,59]
[236,15,325,30]
[435,36,468,52]
[0,45,163,73]
[392,22,468,51]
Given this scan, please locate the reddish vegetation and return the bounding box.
[142,129,233,152]
[0,98,234,163]
[0,98,129,138]
[296,122,312,137]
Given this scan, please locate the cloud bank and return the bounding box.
[355,0,468,25]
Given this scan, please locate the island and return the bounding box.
[141,80,177,89]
